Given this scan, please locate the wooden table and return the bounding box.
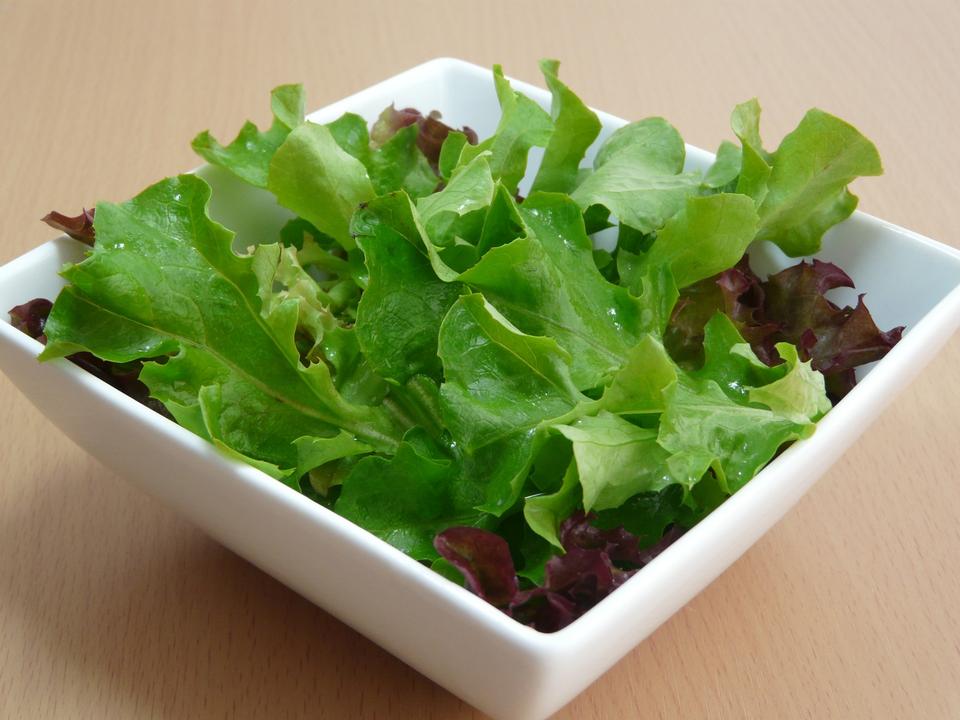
[2,1,958,717]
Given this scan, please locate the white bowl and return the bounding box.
[2,58,959,720]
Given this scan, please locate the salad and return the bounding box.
[10,61,901,632]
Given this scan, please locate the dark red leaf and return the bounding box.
[370,105,477,169]
[559,510,645,567]
[544,548,626,609]
[666,254,902,401]
[42,208,95,245]
[9,298,53,341]
[435,513,684,632]
[508,588,577,633]
[434,526,519,608]
[761,260,903,399]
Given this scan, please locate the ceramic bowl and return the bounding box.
[2,58,959,720]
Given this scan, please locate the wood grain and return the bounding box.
[1,1,959,718]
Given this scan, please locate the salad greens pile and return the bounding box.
[13,60,902,631]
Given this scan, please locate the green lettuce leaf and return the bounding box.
[555,412,676,512]
[524,459,581,549]
[351,194,462,384]
[729,100,882,256]
[598,334,677,415]
[530,59,602,194]
[369,124,439,198]
[438,293,587,514]
[415,154,496,280]
[460,193,654,390]
[267,122,375,250]
[571,117,700,233]
[641,193,759,288]
[251,242,338,363]
[438,293,584,452]
[293,430,373,480]
[336,430,487,561]
[658,377,814,493]
[192,84,305,188]
[326,112,373,166]
[457,65,554,193]
[758,108,882,255]
[476,182,525,255]
[40,176,401,475]
[730,99,772,204]
[701,140,742,190]
[594,484,685,547]
[748,342,832,423]
[690,312,785,402]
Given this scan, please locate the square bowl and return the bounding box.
[2,58,960,720]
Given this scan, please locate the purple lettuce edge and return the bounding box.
[434,514,685,633]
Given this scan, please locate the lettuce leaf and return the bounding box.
[571,117,700,233]
[726,99,882,256]
[438,293,588,514]
[456,65,554,193]
[460,193,655,389]
[40,175,401,475]
[667,255,902,400]
[370,104,478,169]
[555,412,676,512]
[439,293,584,452]
[641,193,759,288]
[42,208,96,245]
[267,122,375,250]
[192,84,305,188]
[336,430,487,561]
[530,59,602,194]
[351,194,462,384]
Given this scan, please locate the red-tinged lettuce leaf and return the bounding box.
[544,547,629,611]
[508,588,577,633]
[761,260,903,398]
[370,104,478,169]
[665,254,902,400]
[434,526,518,607]
[560,510,646,567]
[665,255,778,368]
[42,208,95,245]
[9,298,53,340]
[434,512,685,632]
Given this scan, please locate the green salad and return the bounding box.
[11,60,902,632]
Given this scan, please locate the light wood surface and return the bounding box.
[2,1,959,718]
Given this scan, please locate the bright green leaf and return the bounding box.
[267,122,375,250]
[530,59,601,194]
[192,84,305,188]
